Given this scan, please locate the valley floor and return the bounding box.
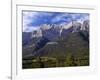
[22,53,89,69]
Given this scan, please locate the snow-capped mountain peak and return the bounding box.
[40,24,52,31]
[31,20,89,39]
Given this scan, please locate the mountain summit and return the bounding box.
[31,20,89,39]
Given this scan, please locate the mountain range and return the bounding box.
[22,20,89,59]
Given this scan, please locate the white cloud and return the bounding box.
[23,12,39,32]
[77,15,89,23]
[51,13,84,23]
[23,26,40,32]
[23,11,54,32]
[40,12,54,16]
[70,14,81,20]
[51,13,69,23]
[23,11,89,32]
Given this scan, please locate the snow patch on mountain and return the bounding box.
[31,20,89,39]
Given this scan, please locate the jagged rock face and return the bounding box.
[30,20,89,41]
[40,24,52,31]
[31,29,42,38]
[42,26,60,41]
[23,20,89,47]
[72,22,82,32]
[82,20,89,31]
[61,27,73,38]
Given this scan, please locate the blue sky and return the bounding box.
[23,11,89,32]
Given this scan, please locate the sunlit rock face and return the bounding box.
[31,29,42,38]
[82,20,89,31]
[31,20,89,40]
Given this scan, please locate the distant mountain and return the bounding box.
[22,20,89,59]
[30,20,89,39]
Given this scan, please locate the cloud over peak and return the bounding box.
[23,11,89,32]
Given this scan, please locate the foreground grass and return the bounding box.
[22,54,89,69]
